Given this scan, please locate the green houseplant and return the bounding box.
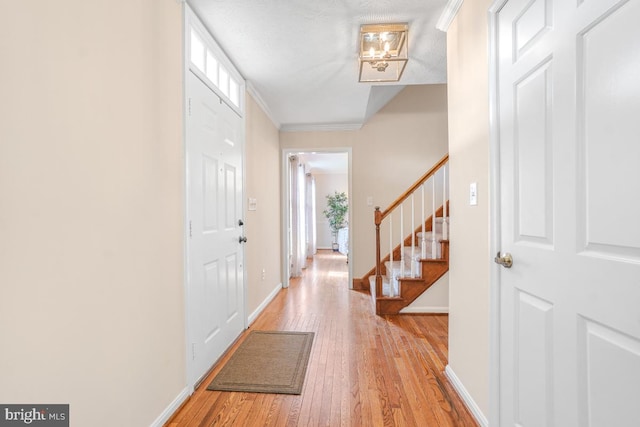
[323,191,348,251]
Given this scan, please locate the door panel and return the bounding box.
[496,0,640,425]
[514,58,553,245]
[187,71,245,387]
[578,0,640,260]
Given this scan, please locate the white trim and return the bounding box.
[280,123,363,132]
[445,365,489,427]
[488,1,509,426]
[399,306,449,314]
[247,282,283,325]
[149,387,190,427]
[436,0,465,32]
[246,81,281,130]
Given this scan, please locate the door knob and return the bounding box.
[238,219,244,226]
[239,236,247,244]
[494,251,513,268]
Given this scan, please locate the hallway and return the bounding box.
[168,250,477,426]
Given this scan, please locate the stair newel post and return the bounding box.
[374,206,383,299]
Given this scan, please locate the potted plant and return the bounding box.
[323,191,348,251]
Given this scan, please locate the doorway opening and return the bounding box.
[282,148,352,288]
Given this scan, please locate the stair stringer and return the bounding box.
[376,241,449,315]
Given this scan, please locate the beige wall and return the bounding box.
[280,84,449,280]
[314,173,349,249]
[245,94,282,317]
[0,1,186,426]
[446,0,493,418]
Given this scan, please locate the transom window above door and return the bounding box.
[189,24,242,111]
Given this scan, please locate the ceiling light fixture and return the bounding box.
[358,23,409,83]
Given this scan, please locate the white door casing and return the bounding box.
[492,0,640,426]
[186,71,245,388]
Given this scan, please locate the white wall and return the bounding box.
[0,1,186,426]
[280,85,449,284]
[446,0,493,419]
[314,173,348,249]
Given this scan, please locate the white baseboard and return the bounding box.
[150,386,190,427]
[247,283,282,325]
[445,365,488,427]
[399,306,449,314]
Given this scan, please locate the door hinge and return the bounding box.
[188,98,192,116]
[192,343,196,360]
[189,220,192,238]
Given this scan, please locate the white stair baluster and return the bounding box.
[442,163,448,241]
[389,212,393,297]
[431,177,438,259]
[411,193,415,277]
[400,203,404,287]
[421,184,426,259]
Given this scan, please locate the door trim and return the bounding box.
[488,0,509,425]
[281,147,353,289]
[183,5,247,392]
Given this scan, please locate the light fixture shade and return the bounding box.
[359,23,409,83]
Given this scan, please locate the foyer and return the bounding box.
[168,250,477,426]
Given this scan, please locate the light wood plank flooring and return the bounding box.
[167,250,478,426]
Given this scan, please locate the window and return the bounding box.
[206,51,218,86]
[189,24,243,110]
[190,29,205,73]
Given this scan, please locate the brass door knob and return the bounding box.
[494,252,513,268]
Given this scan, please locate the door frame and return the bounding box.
[488,1,509,425]
[183,5,248,392]
[281,147,353,288]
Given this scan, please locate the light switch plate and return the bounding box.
[469,182,478,206]
[248,197,257,211]
[366,196,373,206]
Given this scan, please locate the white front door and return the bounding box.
[494,0,640,425]
[186,71,245,387]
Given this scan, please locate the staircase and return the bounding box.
[360,155,449,315]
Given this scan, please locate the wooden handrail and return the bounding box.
[376,154,449,224]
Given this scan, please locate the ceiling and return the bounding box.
[189,0,450,132]
[299,152,349,174]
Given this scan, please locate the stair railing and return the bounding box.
[374,154,449,299]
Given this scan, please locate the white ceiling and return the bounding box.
[189,0,450,131]
[299,152,349,174]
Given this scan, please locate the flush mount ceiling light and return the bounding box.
[359,23,409,83]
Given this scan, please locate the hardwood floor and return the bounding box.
[167,250,478,426]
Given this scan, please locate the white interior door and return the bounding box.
[186,71,245,388]
[494,0,640,425]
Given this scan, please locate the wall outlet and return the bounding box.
[261,269,266,281]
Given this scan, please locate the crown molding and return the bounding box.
[245,81,281,130]
[436,0,464,32]
[280,122,363,133]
